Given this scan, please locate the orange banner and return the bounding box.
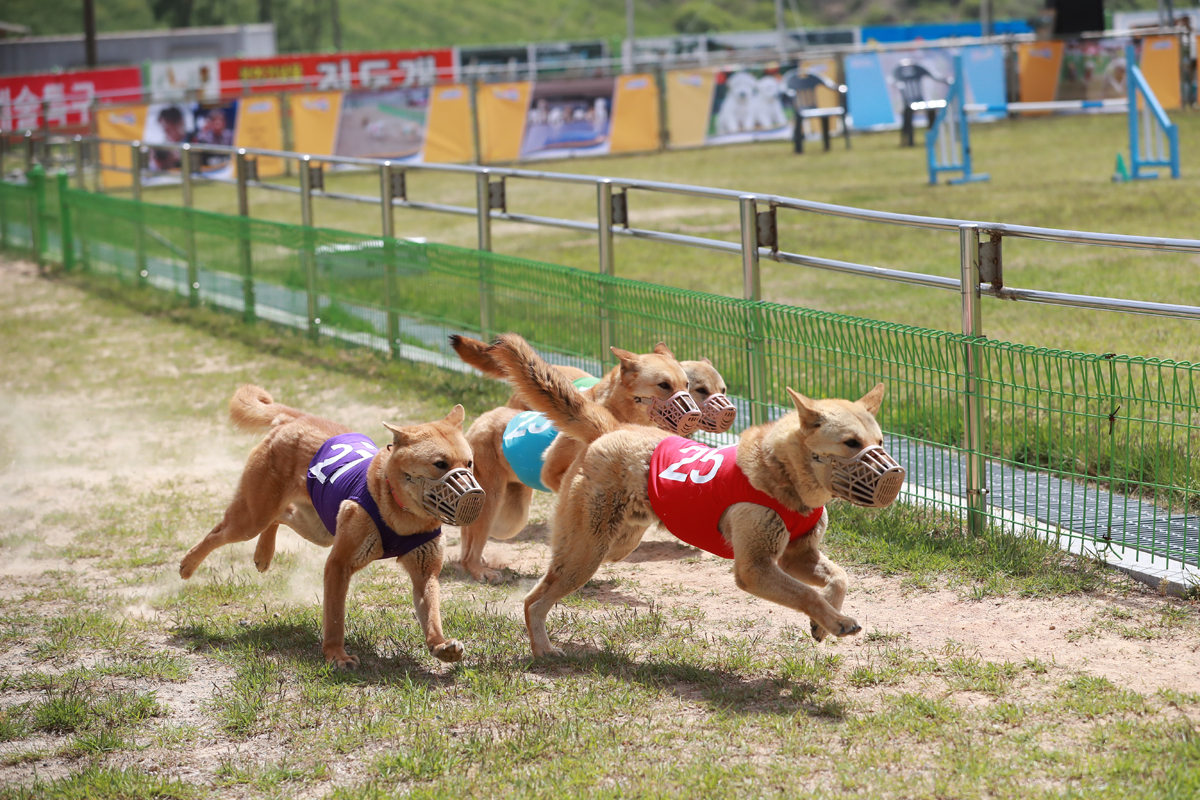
[1139,35,1182,110]
[665,70,714,148]
[477,82,530,163]
[610,74,660,154]
[288,92,342,156]
[423,84,473,163]
[96,104,147,189]
[235,96,285,176]
[1016,41,1063,105]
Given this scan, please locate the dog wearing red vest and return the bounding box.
[487,333,893,657]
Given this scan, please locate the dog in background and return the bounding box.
[450,335,734,583]
[179,385,482,667]
[487,333,904,657]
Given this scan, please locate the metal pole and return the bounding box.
[299,156,319,341]
[57,170,74,271]
[597,179,615,360]
[182,144,199,307]
[235,149,255,323]
[131,141,146,286]
[475,170,493,338]
[960,223,986,536]
[774,0,788,57]
[380,161,400,359]
[740,195,766,426]
[25,131,34,170]
[623,0,635,74]
[73,135,86,190]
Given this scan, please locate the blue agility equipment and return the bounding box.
[1124,43,1180,181]
[926,54,989,186]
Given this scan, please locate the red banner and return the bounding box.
[0,67,143,131]
[218,49,457,95]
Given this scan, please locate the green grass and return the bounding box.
[3,210,1200,798]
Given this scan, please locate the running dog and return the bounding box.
[450,335,719,583]
[179,385,485,668]
[450,335,736,583]
[487,333,905,657]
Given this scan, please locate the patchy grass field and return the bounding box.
[133,111,1200,363]
[1,259,1199,799]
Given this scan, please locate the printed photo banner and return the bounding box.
[219,49,457,96]
[146,58,221,102]
[97,97,284,188]
[285,85,473,164]
[477,75,659,163]
[0,66,142,131]
[844,45,1007,129]
[1015,36,1181,111]
[665,62,846,148]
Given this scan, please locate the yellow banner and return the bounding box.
[1139,35,1182,110]
[665,70,714,148]
[424,84,473,164]
[1016,41,1063,105]
[477,82,530,164]
[96,104,147,189]
[235,96,285,177]
[610,74,660,154]
[288,92,342,156]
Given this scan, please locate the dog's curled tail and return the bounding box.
[487,333,619,444]
[228,384,304,433]
[449,334,506,379]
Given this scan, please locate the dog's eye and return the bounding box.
[434,460,448,470]
[467,460,473,469]
[695,386,709,396]
[658,382,671,391]
[845,439,861,450]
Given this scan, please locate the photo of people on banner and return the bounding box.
[143,102,236,180]
[521,77,615,159]
[708,67,793,144]
[1060,38,1130,101]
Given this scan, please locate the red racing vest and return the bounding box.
[647,436,823,560]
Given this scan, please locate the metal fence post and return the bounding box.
[24,131,34,170]
[235,149,255,324]
[960,223,987,536]
[131,141,146,286]
[740,195,767,426]
[597,178,616,362]
[73,135,86,191]
[475,170,493,338]
[57,170,74,271]
[182,145,199,307]
[299,156,319,342]
[28,163,45,269]
[380,161,400,359]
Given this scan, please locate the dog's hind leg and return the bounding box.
[253,523,280,573]
[180,492,286,579]
[524,540,608,658]
[400,538,464,663]
[461,480,530,584]
[777,513,849,642]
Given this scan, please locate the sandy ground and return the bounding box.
[1,257,1199,790]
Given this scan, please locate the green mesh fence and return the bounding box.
[3,183,1197,575]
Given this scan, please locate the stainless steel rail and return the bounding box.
[76,137,1200,323]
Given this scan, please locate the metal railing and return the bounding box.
[16,133,1200,540]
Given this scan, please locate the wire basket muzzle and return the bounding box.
[648,390,703,436]
[827,446,906,508]
[699,393,738,433]
[420,468,487,526]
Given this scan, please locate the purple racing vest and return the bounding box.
[306,433,441,560]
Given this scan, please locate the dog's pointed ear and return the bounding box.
[611,347,638,371]
[699,356,713,366]
[858,383,885,416]
[383,421,410,446]
[443,404,465,428]
[786,387,824,428]
[652,341,675,359]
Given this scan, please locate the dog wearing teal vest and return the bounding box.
[450,336,730,583]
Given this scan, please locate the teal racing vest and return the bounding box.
[501,376,600,492]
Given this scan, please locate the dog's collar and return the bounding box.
[386,477,409,511]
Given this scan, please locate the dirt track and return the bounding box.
[2,257,1198,794]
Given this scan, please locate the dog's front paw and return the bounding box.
[832,616,862,638]
[431,639,464,663]
[323,648,360,669]
[810,620,828,642]
[464,561,506,585]
[531,642,566,659]
[179,558,197,580]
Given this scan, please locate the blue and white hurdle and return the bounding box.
[1123,43,1180,180]
[926,54,989,186]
